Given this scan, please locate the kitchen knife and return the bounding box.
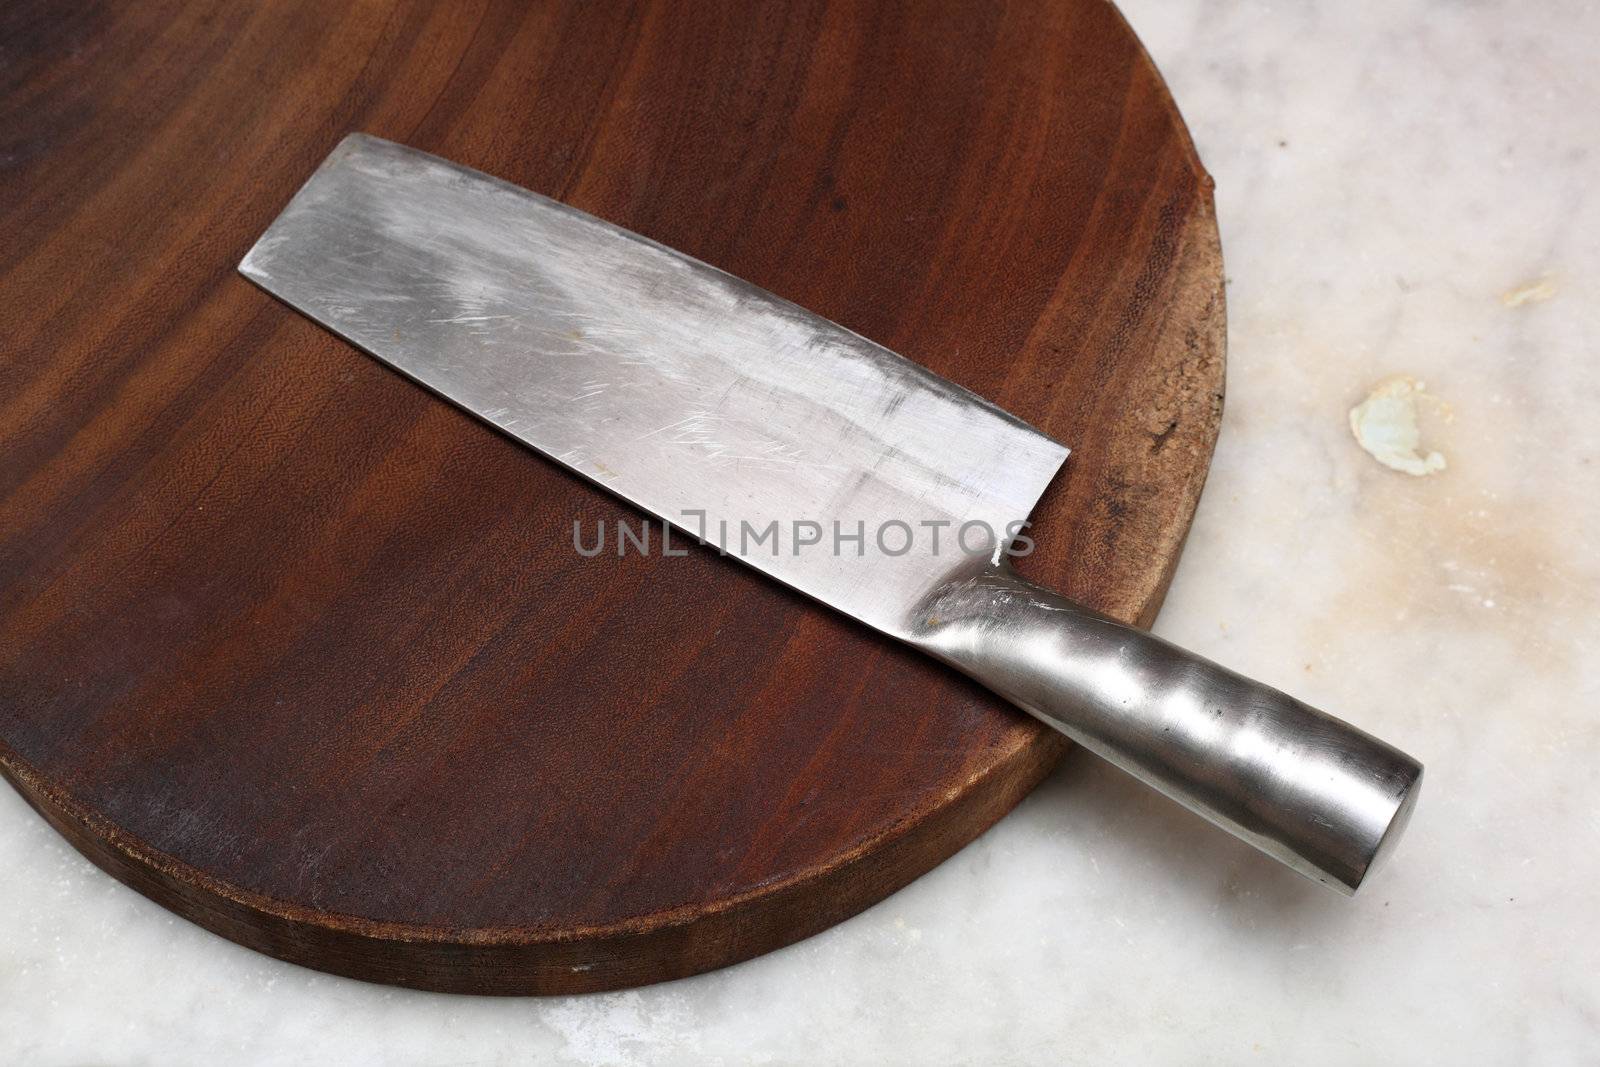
[239,134,1421,895]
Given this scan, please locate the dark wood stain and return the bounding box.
[0,0,1225,993]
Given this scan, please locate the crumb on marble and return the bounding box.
[1500,275,1558,307]
[1349,375,1448,477]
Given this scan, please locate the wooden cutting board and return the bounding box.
[0,0,1223,993]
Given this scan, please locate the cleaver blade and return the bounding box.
[240,133,1067,639]
[240,134,1422,898]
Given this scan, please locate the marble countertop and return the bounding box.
[4,1,1596,1062]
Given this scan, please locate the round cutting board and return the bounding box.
[0,0,1223,993]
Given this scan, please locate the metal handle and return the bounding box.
[912,564,1422,894]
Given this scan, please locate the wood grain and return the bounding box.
[0,0,1224,993]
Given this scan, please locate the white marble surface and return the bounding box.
[5,2,1598,1062]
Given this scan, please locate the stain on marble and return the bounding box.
[1500,275,1559,308]
[1349,375,1450,476]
